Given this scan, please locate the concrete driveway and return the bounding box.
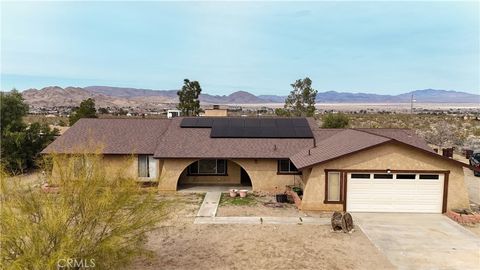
[354,213,480,270]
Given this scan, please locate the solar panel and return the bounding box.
[197,118,214,127]
[293,118,309,127]
[229,118,244,128]
[225,127,242,137]
[260,118,276,127]
[182,117,313,138]
[210,125,228,137]
[278,127,296,137]
[180,118,198,127]
[276,119,293,128]
[294,127,314,138]
[243,127,263,137]
[212,118,229,127]
[244,118,260,128]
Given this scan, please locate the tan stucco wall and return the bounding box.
[301,143,470,212]
[158,158,302,192]
[203,109,228,117]
[178,160,241,185]
[102,155,137,178]
[51,154,160,181]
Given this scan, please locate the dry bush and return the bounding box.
[1,153,166,269]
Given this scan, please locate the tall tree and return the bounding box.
[1,89,28,132]
[177,79,202,116]
[283,77,318,117]
[0,90,58,174]
[69,98,97,125]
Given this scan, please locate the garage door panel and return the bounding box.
[347,172,444,213]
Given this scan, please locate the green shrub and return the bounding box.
[321,113,349,128]
[1,153,166,269]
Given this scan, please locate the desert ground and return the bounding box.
[131,193,394,270]
[232,102,479,112]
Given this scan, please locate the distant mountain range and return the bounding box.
[20,85,479,108]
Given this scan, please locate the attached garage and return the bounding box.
[346,172,445,213]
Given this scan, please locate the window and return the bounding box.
[396,174,416,180]
[73,157,93,177]
[138,155,149,177]
[419,174,439,180]
[188,160,227,175]
[374,174,393,179]
[326,172,341,202]
[351,173,370,179]
[277,159,299,174]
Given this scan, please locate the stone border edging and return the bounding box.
[194,216,330,225]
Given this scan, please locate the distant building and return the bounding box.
[167,109,181,118]
[203,105,228,117]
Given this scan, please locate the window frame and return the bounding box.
[138,154,150,178]
[277,159,301,175]
[187,159,228,176]
[324,170,344,204]
[419,174,440,180]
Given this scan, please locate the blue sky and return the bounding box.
[1,1,479,95]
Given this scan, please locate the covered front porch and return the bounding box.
[178,184,253,193]
[176,159,253,191]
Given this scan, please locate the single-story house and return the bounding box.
[42,117,471,213]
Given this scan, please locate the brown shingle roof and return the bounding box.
[291,129,391,169]
[153,117,314,158]
[43,117,444,169]
[353,128,434,153]
[41,118,171,154]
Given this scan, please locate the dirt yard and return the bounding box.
[130,193,394,270]
[217,192,305,217]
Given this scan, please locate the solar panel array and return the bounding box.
[180,117,314,138]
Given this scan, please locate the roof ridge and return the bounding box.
[153,118,174,152]
[351,128,397,140]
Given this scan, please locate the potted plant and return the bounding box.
[292,187,303,196]
[229,189,238,197]
[239,190,248,198]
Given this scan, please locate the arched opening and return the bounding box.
[176,159,252,191]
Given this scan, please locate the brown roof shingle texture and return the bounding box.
[42,118,171,154]
[290,129,391,169]
[153,117,314,158]
[42,117,436,167]
[353,128,434,153]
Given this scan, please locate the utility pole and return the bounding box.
[410,94,416,114]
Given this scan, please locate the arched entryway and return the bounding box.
[176,159,252,190]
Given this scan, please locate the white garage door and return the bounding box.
[347,172,444,213]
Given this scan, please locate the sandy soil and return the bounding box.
[131,193,394,270]
[217,193,304,217]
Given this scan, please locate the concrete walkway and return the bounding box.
[354,213,480,270]
[196,192,221,217]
